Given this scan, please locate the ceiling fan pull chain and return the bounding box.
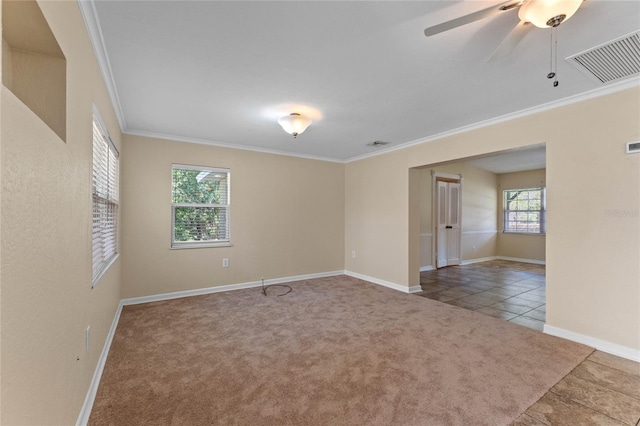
[547,26,559,87]
[547,28,556,78]
[554,26,559,87]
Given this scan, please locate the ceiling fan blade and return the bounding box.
[424,1,522,37]
[488,20,532,62]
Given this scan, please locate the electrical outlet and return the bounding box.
[86,326,91,352]
[352,251,356,258]
[472,246,477,253]
[222,258,229,268]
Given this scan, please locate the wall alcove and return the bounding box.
[2,0,67,142]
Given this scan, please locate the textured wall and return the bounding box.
[346,87,640,352]
[120,134,345,299]
[1,1,122,424]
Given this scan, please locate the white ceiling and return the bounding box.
[85,1,640,162]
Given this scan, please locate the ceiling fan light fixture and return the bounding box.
[278,113,312,138]
[518,0,582,28]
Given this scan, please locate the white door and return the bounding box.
[446,183,461,265]
[436,181,448,268]
[436,180,461,268]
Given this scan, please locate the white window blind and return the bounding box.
[171,164,230,248]
[92,112,119,284]
[503,187,546,234]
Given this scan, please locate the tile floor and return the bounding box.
[418,259,546,331]
[417,260,640,425]
[515,350,640,425]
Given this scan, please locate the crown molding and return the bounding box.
[345,77,640,163]
[78,0,127,131]
[125,129,345,164]
[78,0,639,165]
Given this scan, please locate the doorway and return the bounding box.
[411,143,547,281]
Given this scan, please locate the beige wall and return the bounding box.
[0,1,3,417]
[417,163,498,268]
[346,87,640,351]
[1,1,122,424]
[345,150,410,285]
[497,169,546,262]
[120,135,345,299]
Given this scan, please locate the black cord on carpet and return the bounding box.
[261,278,292,297]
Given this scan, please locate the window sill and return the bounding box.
[171,242,232,250]
[92,253,119,288]
[502,231,546,236]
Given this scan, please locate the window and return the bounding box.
[92,111,119,285]
[503,187,546,234]
[171,164,230,248]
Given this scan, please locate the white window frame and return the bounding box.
[503,187,546,235]
[171,164,231,249]
[92,107,119,286]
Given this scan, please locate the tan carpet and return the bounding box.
[89,275,592,425]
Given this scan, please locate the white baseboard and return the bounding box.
[544,324,640,362]
[434,256,545,267]
[497,256,546,265]
[120,270,344,306]
[76,302,123,426]
[461,256,498,265]
[420,265,435,272]
[345,270,422,294]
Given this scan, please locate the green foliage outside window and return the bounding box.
[172,167,229,245]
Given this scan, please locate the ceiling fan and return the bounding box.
[424,0,584,62]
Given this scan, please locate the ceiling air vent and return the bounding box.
[567,32,640,84]
[367,141,390,147]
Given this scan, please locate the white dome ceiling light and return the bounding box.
[278,113,312,138]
